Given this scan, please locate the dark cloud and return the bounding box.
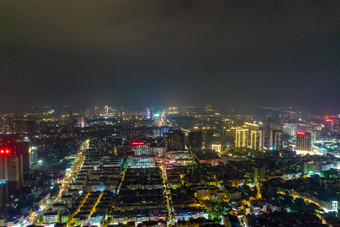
[0,0,339,112]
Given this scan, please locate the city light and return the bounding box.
[0,148,11,154]
[296,132,306,135]
[0,0,338,225]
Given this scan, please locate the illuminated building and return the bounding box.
[0,135,30,191]
[235,128,248,148]
[244,122,259,131]
[211,144,221,153]
[250,130,258,150]
[168,107,178,114]
[296,132,311,152]
[302,161,319,175]
[146,109,151,119]
[104,105,109,116]
[332,201,338,213]
[150,146,166,158]
[77,114,86,128]
[325,118,334,131]
[153,112,163,127]
[128,155,155,168]
[240,123,263,150]
[269,130,282,150]
[0,147,24,191]
[43,212,60,224]
[169,150,193,166]
[131,142,151,155]
[29,146,38,167]
[283,123,297,136]
[153,112,161,118]
[259,130,265,150]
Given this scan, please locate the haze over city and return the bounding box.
[1,0,339,112]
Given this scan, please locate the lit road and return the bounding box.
[21,139,90,226]
[160,167,175,224]
[277,189,330,213]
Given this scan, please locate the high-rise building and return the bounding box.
[302,161,319,175]
[29,146,38,167]
[23,120,37,134]
[250,130,258,150]
[0,179,9,208]
[265,117,282,146]
[235,128,248,148]
[269,130,283,150]
[283,123,297,137]
[0,135,30,191]
[164,130,185,150]
[244,122,260,131]
[202,128,214,148]
[188,131,202,150]
[146,109,151,119]
[104,105,109,116]
[296,132,311,152]
[259,130,265,150]
[77,115,86,128]
[16,141,30,173]
[219,129,235,147]
[0,148,24,191]
[254,166,265,182]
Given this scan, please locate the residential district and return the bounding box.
[0,105,339,226]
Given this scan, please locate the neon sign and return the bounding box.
[132,142,145,146]
[296,132,306,135]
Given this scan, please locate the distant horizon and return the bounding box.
[0,104,338,115]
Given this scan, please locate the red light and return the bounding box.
[296,132,306,135]
[132,142,144,145]
[325,119,333,122]
[0,148,11,154]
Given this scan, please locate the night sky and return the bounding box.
[1,0,339,112]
